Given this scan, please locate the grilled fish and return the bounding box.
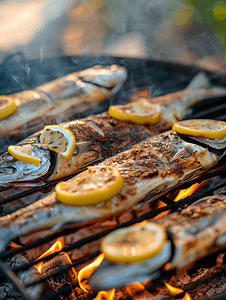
[0,72,226,190]
[0,64,127,146]
[0,122,225,253]
[89,193,226,290]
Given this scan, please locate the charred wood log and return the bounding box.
[0,254,46,299]
[41,252,81,300]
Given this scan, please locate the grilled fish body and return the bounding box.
[0,72,226,190]
[0,64,127,145]
[89,195,226,290]
[0,128,224,253]
[0,113,152,189]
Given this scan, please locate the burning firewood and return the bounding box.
[41,252,80,300]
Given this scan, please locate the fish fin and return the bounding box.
[187,72,211,90]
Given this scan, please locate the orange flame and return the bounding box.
[174,182,202,202]
[165,283,191,300]
[78,253,105,292]
[126,282,154,299]
[34,239,63,273]
[126,282,145,294]
[93,289,115,300]
[135,220,148,226]
[78,253,115,300]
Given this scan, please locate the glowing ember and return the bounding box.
[78,253,105,292]
[34,239,63,273]
[126,282,152,299]
[174,182,202,202]
[165,282,191,300]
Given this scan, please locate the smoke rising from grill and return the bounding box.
[0,0,225,72]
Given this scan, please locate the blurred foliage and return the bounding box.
[182,0,226,51]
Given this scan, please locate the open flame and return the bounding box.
[78,253,115,300]
[78,253,105,292]
[93,289,115,300]
[165,283,191,300]
[174,182,202,202]
[34,239,63,273]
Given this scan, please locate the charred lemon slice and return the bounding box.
[8,145,41,166]
[101,222,167,264]
[55,166,124,206]
[172,119,226,139]
[108,99,161,125]
[0,96,17,120]
[39,125,76,160]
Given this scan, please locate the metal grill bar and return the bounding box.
[0,56,226,300]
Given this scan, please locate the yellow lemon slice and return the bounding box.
[172,119,226,139]
[108,99,161,125]
[8,145,41,166]
[101,222,167,264]
[0,96,17,120]
[39,125,76,160]
[55,166,124,206]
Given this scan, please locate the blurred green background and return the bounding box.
[0,0,226,72]
[178,0,226,51]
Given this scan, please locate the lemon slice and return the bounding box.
[101,222,167,264]
[0,96,17,120]
[39,125,76,160]
[172,119,226,139]
[55,166,124,206]
[108,99,161,125]
[8,145,41,166]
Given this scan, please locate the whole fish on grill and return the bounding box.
[89,193,226,290]
[0,72,226,190]
[0,120,226,253]
[0,64,127,146]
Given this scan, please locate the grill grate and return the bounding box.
[1,55,226,299]
[1,167,226,300]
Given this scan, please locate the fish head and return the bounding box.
[173,120,226,161]
[0,141,51,190]
[179,133,226,160]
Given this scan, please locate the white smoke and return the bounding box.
[0,0,225,71]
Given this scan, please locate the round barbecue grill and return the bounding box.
[1,54,226,300]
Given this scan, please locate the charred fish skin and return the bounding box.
[0,128,224,253]
[47,113,153,181]
[0,112,153,189]
[1,72,226,189]
[88,195,226,291]
[0,64,127,142]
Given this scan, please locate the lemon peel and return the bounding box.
[108,98,161,125]
[55,166,124,206]
[0,96,17,120]
[172,119,226,139]
[39,125,76,160]
[8,145,41,166]
[101,222,167,264]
